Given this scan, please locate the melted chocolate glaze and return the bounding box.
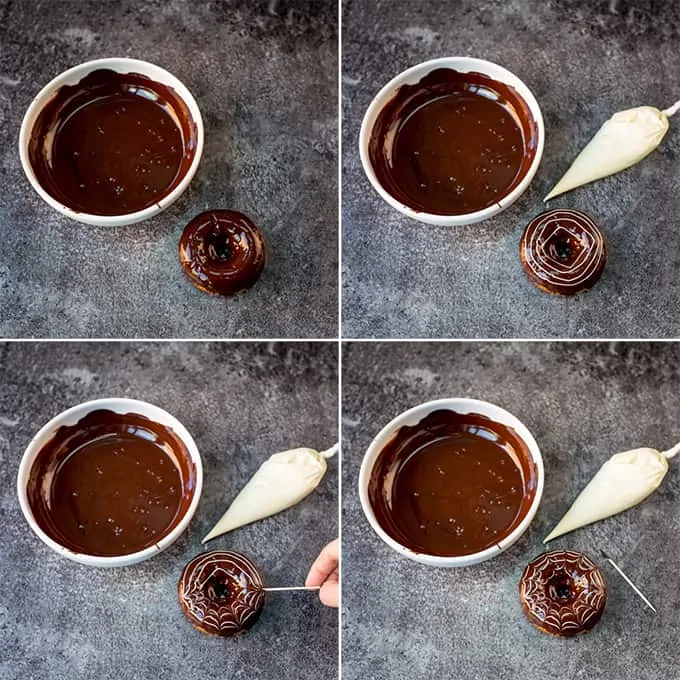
[368,409,538,557]
[179,210,266,296]
[519,550,606,637]
[28,69,198,215]
[368,68,539,215]
[520,209,607,295]
[26,409,196,556]
[178,551,265,637]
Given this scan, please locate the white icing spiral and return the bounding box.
[520,209,606,294]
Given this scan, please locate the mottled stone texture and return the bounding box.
[342,0,680,338]
[342,341,680,679]
[0,342,338,680]
[0,0,337,338]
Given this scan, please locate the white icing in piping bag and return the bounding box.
[544,100,680,201]
[544,442,679,543]
[203,444,338,543]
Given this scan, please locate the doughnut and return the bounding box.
[178,550,265,637]
[179,210,266,296]
[519,209,606,295]
[519,550,606,637]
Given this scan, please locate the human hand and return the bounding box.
[305,538,339,608]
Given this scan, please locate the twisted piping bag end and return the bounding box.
[320,443,339,459]
[662,100,680,118]
[662,441,680,460]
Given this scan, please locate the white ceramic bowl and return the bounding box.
[19,57,204,226]
[17,398,203,567]
[359,398,544,567]
[359,57,545,226]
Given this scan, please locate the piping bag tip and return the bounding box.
[202,522,239,543]
[543,524,569,543]
[201,528,226,543]
[544,186,568,202]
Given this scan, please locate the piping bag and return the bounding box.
[544,100,680,201]
[544,441,680,543]
[203,443,338,543]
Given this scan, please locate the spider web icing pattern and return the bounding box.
[179,550,265,635]
[519,550,606,635]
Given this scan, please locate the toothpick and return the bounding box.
[263,585,321,592]
[600,551,657,613]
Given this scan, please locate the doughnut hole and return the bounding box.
[545,230,585,263]
[206,232,232,262]
[207,575,232,601]
[547,572,576,603]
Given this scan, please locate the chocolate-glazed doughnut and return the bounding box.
[520,209,606,295]
[519,550,606,637]
[178,550,265,637]
[179,210,266,296]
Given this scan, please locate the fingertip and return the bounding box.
[319,581,339,608]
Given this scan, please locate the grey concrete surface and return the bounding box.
[342,341,680,679]
[342,0,680,338]
[0,341,338,680]
[0,0,337,338]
